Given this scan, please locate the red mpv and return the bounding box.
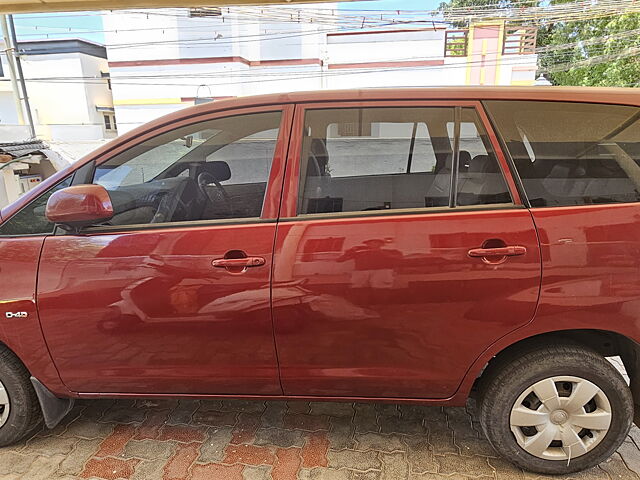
[1,87,639,474]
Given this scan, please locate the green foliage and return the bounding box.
[439,0,640,87]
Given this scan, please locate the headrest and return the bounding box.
[459,151,471,169]
[201,161,231,181]
[469,155,497,174]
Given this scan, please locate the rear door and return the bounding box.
[272,100,541,399]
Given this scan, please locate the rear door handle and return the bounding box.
[212,257,266,268]
[468,246,527,258]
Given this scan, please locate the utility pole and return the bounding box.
[7,14,36,139]
[0,15,25,127]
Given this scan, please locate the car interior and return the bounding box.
[93,112,281,226]
[485,101,640,207]
[298,107,512,214]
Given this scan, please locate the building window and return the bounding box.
[189,7,222,17]
[101,71,111,90]
[103,114,116,132]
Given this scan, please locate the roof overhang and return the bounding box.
[0,0,341,14]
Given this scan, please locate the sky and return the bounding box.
[12,0,443,45]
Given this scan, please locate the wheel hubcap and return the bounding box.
[0,379,10,428]
[510,376,612,461]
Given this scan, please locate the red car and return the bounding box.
[1,87,639,474]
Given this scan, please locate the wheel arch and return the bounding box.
[470,329,640,426]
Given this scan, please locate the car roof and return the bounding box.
[196,86,640,112]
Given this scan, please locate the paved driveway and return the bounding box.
[1,396,639,480]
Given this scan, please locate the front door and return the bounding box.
[37,106,292,394]
[272,101,542,399]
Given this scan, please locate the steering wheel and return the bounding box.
[197,171,234,216]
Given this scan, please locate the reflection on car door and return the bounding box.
[272,101,542,399]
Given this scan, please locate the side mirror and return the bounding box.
[46,184,114,233]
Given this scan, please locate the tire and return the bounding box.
[478,344,633,475]
[0,346,42,446]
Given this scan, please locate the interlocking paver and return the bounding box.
[0,398,639,479]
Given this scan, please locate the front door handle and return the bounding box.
[468,246,527,258]
[212,257,266,268]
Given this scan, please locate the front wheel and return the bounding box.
[0,346,42,446]
[478,344,633,475]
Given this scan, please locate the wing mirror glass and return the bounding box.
[45,184,114,233]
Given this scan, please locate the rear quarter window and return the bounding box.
[485,100,640,207]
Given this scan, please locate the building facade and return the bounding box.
[104,7,538,133]
[0,38,116,157]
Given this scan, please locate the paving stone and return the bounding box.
[403,436,437,475]
[352,471,383,480]
[20,454,65,480]
[254,427,305,448]
[600,452,640,479]
[301,431,330,468]
[192,408,238,427]
[428,424,458,455]
[327,449,382,471]
[122,438,175,460]
[166,399,200,425]
[261,401,287,428]
[80,456,140,479]
[284,413,331,432]
[354,432,405,452]
[231,412,262,444]
[271,447,302,480]
[353,404,379,434]
[488,455,526,480]
[618,439,640,474]
[0,451,36,475]
[190,462,245,480]
[224,444,277,466]
[436,453,494,477]
[328,420,357,450]
[58,438,103,476]
[23,432,79,455]
[132,408,171,440]
[242,464,272,480]
[221,400,267,413]
[379,452,410,480]
[522,466,609,480]
[287,401,310,414]
[130,459,166,480]
[95,424,137,457]
[163,442,200,480]
[198,426,234,463]
[375,405,400,418]
[65,418,115,439]
[299,467,352,480]
[309,402,355,418]
[100,403,147,424]
[157,424,207,443]
[454,430,497,457]
[378,416,425,436]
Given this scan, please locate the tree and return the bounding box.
[439,0,640,87]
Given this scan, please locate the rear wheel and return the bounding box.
[478,344,633,474]
[0,346,42,446]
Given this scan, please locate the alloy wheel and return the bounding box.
[510,376,612,461]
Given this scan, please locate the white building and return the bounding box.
[0,38,116,159]
[103,7,538,133]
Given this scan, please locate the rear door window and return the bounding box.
[485,100,640,207]
[297,106,511,215]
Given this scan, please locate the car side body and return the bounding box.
[0,86,639,473]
